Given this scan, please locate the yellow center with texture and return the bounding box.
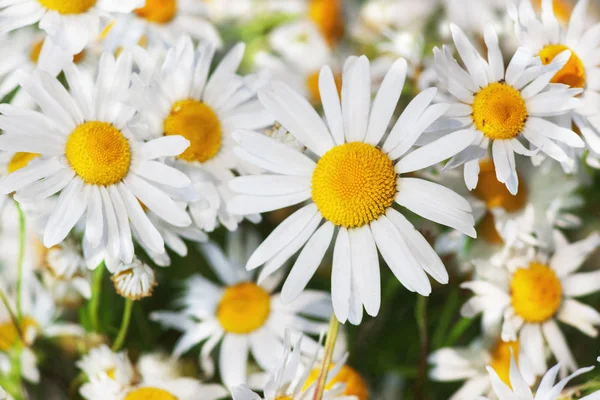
[124,387,177,400]
[135,0,177,23]
[511,262,562,323]
[472,83,528,140]
[490,340,520,387]
[216,282,270,334]
[164,99,222,163]
[312,142,397,228]
[38,0,95,13]
[65,121,131,186]
[539,44,586,89]
[304,365,369,400]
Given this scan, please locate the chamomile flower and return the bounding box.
[228,56,476,324]
[101,0,221,53]
[151,230,332,388]
[429,338,535,399]
[483,353,599,400]
[429,24,583,194]
[232,333,356,400]
[0,0,142,56]
[77,344,135,389]
[111,258,157,300]
[462,232,600,376]
[131,36,272,232]
[511,0,600,170]
[0,52,194,272]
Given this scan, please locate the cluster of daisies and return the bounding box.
[0,0,600,399]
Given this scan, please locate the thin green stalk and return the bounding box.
[112,298,134,351]
[415,296,429,400]
[15,201,25,322]
[0,286,22,341]
[312,314,341,400]
[89,264,104,332]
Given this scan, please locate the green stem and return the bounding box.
[312,314,341,400]
[415,296,429,400]
[89,264,104,332]
[0,287,23,341]
[112,298,134,351]
[15,201,25,322]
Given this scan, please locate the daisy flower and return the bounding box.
[151,230,332,388]
[483,353,598,400]
[0,52,194,272]
[0,0,142,56]
[110,258,157,300]
[511,0,600,170]
[228,55,477,324]
[101,0,221,54]
[429,338,535,399]
[462,232,600,376]
[232,333,356,400]
[429,24,583,194]
[131,36,272,232]
[77,344,135,389]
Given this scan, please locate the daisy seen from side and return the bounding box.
[228,55,477,325]
[0,52,194,272]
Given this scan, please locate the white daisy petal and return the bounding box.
[331,228,351,323]
[349,225,380,317]
[343,55,370,143]
[542,319,578,373]
[319,65,344,146]
[219,334,249,388]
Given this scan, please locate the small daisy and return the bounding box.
[429,338,535,399]
[232,333,356,400]
[483,353,598,400]
[510,0,600,170]
[111,258,157,300]
[151,230,332,388]
[228,55,476,324]
[462,232,600,376]
[428,24,583,194]
[131,36,272,232]
[254,20,337,105]
[77,344,135,389]
[0,52,194,272]
[0,0,142,56]
[101,0,221,53]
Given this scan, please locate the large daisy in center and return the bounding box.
[228,56,477,324]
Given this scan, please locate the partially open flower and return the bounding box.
[111,259,157,300]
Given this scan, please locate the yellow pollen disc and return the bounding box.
[37,0,96,14]
[472,83,528,140]
[163,99,222,163]
[490,340,520,387]
[124,387,177,400]
[311,142,397,228]
[511,262,562,323]
[216,282,271,334]
[8,152,40,174]
[65,121,131,186]
[135,0,177,23]
[309,0,344,46]
[304,365,369,400]
[275,397,293,400]
[0,317,38,351]
[306,70,342,105]
[473,160,527,213]
[539,44,586,89]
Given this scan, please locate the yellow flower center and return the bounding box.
[163,99,222,164]
[311,142,397,228]
[490,340,520,387]
[306,70,342,105]
[473,160,527,212]
[275,397,293,400]
[7,152,40,174]
[135,0,177,23]
[532,0,573,23]
[511,262,562,323]
[472,83,528,140]
[216,282,271,334]
[37,0,96,14]
[309,0,344,46]
[305,365,369,400]
[539,44,586,89]
[0,317,39,351]
[65,121,131,186]
[124,388,177,400]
